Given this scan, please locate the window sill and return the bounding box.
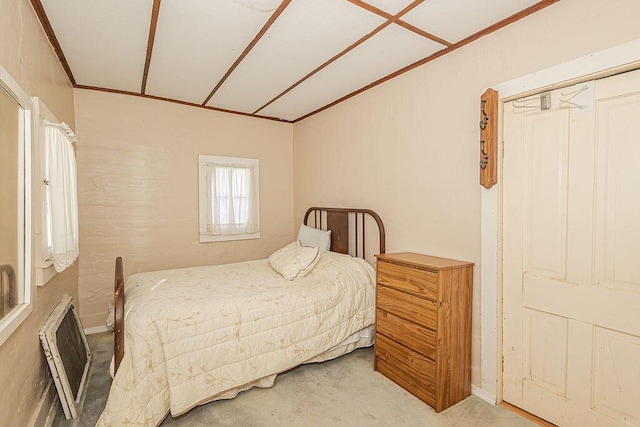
[199,231,261,243]
[36,263,57,287]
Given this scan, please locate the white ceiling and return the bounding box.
[36,0,555,122]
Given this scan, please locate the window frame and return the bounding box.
[33,98,60,286]
[0,64,33,346]
[198,155,260,243]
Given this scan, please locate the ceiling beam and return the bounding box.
[394,20,451,47]
[141,0,162,94]
[30,0,76,86]
[348,0,451,47]
[253,0,425,115]
[293,0,561,122]
[201,0,293,106]
[347,0,393,18]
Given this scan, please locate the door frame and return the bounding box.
[478,38,640,405]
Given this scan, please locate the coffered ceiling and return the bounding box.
[32,0,558,122]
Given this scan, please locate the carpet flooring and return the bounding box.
[53,333,535,426]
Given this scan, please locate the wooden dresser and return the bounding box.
[374,252,473,412]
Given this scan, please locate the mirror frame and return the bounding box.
[0,64,33,346]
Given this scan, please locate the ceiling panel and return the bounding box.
[144,0,283,104]
[363,0,417,15]
[35,0,556,121]
[402,0,542,44]
[40,0,153,92]
[207,0,385,113]
[260,24,445,121]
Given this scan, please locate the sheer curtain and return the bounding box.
[45,123,79,272]
[205,162,259,236]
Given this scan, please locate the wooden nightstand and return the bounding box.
[374,252,474,412]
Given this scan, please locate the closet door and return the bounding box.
[503,69,640,426]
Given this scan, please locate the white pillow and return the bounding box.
[297,224,331,251]
[269,241,321,281]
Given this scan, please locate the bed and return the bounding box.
[98,207,385,427]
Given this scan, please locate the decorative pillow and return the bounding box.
[269,241,321,281]
[297,224,331,251]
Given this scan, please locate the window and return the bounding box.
[0,64,33,346]
[43,136,54,263]
[198,155,260,242]
[33,98,78,286]
[43,122,79,273]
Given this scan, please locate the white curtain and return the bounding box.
[45,123,79,272]
[205,162,259,236]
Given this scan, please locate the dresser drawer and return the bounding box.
[375,333,436,407]
[377,260,439,301]
[376,309,436,360]
[377,285,437,329]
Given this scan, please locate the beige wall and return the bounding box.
[74,90,294,328]
[0,0,77,426]
[292,0,640,389]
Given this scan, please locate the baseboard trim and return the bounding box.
[29,379,58,427]
[84,325,110,335]
[471,385,497,405]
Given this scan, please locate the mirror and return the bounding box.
[0,86,20,320]
[0,65,32,345]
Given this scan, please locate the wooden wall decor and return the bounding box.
[479,88,498,189]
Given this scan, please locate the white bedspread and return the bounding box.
[97,251,376,426]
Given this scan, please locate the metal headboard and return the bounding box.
[303,207,386,256]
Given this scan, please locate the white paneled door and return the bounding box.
[503,69,640,427]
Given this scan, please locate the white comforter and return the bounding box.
[97,251,376,426]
